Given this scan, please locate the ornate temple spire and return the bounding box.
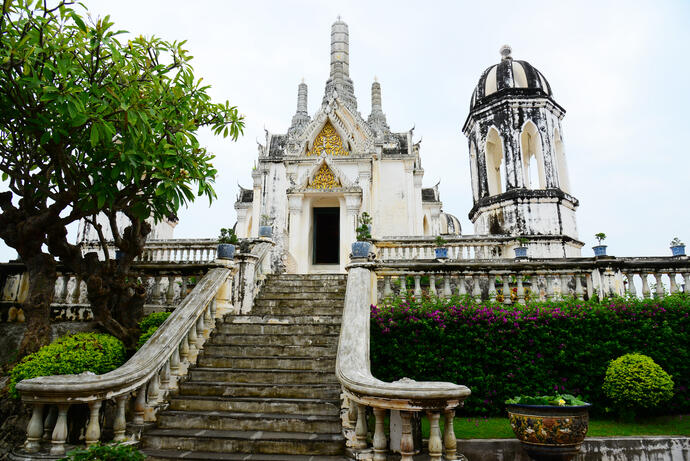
[367,77,389,134]
[289,80,311,135]
[323,18,357,109]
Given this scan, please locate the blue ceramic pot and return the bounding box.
[514,247,528,259]
[671,245,686,257]
[435,247,449,259]
[259,226,272,238]
[217,243,235,260]
[592,245,607,257]
[351,241,371,258]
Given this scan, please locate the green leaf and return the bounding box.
[71,13,87,33]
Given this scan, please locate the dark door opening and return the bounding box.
[313,207,339,264]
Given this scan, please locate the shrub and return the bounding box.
[370,293,690,415]
[9,333,126,398]
[137,311,171,349]
[603,353,674,416]
[59,443,145,461]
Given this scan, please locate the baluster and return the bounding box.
[400,411,415,461]
[472,275,481,302]
[516,275,525,304]
[210,299,217,322]
[354,403,368,449]
[147,370,160,402]
[554,274,563,300]
[457,276,467,296]
[181,276,188,299]
[25,404,43,453]
[488,275,497,302]
[196,315,205,348]
[113,395,128,442]
[430,275,437,296]
[160,360,171,391]
[57,275,69,303]
[625,273,637,297]
[654,272,664,298]
[204,305,213,336]
[133,384,147,425]
[43,405,57,440]
[85,400,102,447]
[152,276,163,304]
[670,273,679,294]
[503,276,511,305]
[444,409,458,460]
[170,344,181,375]
[399,275,407,300]
[383,276,392,297]
[347,398,357,428]
[414,275,422,297]
[188,323,199,355]
[443,275,452,299]
[684,273,690,293]
[585,272,594,299]
[561,274,571,298]
[166,276,176,305]
[427,411,442,461]
[545,275,554,301]
[50,404,69,456]
[71,276,81,304]
[373,407,387,461]
[180,334,190,362]
[575,274,585,300]
[641,273,651,298]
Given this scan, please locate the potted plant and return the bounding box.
[670,237,686,257]
[593,232,607,256]
[217,228,238,259]
[434,236,448,259]
[514,237,529,259]
[351,212,372,258]
[505,394,591,461]
[259,214,273,238]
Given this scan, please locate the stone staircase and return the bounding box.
[141,274,348,461]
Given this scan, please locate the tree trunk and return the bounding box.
[17,253,56,357]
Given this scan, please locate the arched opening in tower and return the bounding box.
[521,121,545,189]
[485,127,504,196]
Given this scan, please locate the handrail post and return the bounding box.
[24,403,43,453]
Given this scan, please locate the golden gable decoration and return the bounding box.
[306,121,348,156]
[309,163,341,190]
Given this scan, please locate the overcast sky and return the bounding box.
[1,0,689,262]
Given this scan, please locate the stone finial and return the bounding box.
[371,80,382,113]
[297,81,308,114]
[330,19,349,78]
[500,45,512,60]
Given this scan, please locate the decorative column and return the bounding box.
[251,168,263,238]
[413,169,424,234]
[344,193,362,261]
[358,162,372,214]
[287,193,304,272]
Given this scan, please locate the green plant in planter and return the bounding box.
[602,353,674,419]
[594,233,607,245]
[218,228,239,244]
[260,214,273,226]
[671,237,684,247]
[506,394,589,406]
[356,212,372,241]
[434,236,447,248]
[59,443,146,461]
[516,237,529,247]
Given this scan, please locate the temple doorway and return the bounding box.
[313,207,340,264]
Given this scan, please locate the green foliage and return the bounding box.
[516,237,529,246]
[505,394,588,406]
[371,293,690,416]
[434,236,447,247]
[218,227,239,245]
[59,443,145,461]
[603,353,674,416]
[595,233,607,244]
[671,237,684,247]
[356,212,372,241]
[9,333,126,398]
[137,311,171,349]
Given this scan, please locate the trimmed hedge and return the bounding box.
[137,311,171,349]
[9,333,126,398]
[370,294,690,416]
[60,443,145,460]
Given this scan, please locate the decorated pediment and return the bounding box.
[306,121,348,156]
[309,163,342,190]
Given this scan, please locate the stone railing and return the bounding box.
[373,235,511,261]
[15,263,236,456]
[80,238,219,263]
[337,258,471,461]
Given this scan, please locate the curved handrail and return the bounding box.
[335,261,470,408]
[17,266,232,403]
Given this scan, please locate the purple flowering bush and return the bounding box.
[370,293,690,416]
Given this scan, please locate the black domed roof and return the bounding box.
[470,45,553,110]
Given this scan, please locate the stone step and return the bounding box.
[260,281,345,291]
[267,274,346,281]
[143,449,347,461]
[197,355,335,371]
[188,368,339,385]
[157,410,342,433]
[229,311,342,321]
[216,322,341,336]
[209,333,339,347]
[168,395,340,416]
[202,344,336,358]
[142,428,345,456]
[250,303,344,315]
[178,381,341,400]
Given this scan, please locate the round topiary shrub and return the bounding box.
[602,353,674,416]
[60,443,145,460]
[136,311,172,349]
[9,333,126,398]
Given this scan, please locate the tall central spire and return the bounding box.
[323,18,357,109]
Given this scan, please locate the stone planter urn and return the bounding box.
[434,247,448,259]
[217,243,235,260]
[258,225,272,238]
[351,241,371,259]
[514,246,528,259]
[592,245,607,257]
[506,403,591,461]
[671,244,686,257]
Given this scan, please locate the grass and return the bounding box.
[418,415,690,439]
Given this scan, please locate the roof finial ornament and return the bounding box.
[337,15,341,21]
[500,44,512,61]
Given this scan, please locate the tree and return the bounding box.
[0,0,244,354]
